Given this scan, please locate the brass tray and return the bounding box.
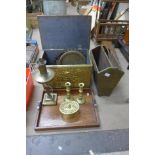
[57,50,86,65]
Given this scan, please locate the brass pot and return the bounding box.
[59,100,80,122]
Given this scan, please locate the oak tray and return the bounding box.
[35,88,100,131]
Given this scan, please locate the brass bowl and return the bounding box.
[59,100,80,122]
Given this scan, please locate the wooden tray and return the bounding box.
[35,88,100,131]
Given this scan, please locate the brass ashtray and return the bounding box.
[59,100,80,122]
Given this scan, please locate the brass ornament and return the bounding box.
[59,100,80,122]
[33,58,57,106]
[64,82,73,101]
[57,50,85,65]
[33,58,55,84]
[42,84,57,106]
[76,83,85,104]
[45,65,92,89]
[42,93,57,106]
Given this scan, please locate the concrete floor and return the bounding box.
[99,152,129,155]
[27,129,129,155]
[26,3,129,155]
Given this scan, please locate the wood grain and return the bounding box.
[35,89,100,131]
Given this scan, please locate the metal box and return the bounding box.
[38,16,92,88]
[90,45,124,96]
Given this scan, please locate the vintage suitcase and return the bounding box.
[90,45,124,96]
[38,15,93,88]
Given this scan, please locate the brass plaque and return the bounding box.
[46,64,92,88]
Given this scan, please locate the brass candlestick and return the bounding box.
[59,81,80,122]
[33,58,55,84]
[42,83,57,106]
[64,82,73,101]
[33,58,57,106]
[76,82,85,104]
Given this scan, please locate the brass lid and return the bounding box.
[59,100,80,121]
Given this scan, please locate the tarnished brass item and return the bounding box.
[33,58,55,84]
[57,50,85,65]
[64,82,73,101]
[42,84,57,106]
[76,83,85,104]
[46,65,92,88]
[33,58,57,105]
[42,92,57,106]
[59,100,80,122]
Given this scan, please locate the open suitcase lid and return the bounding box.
[38,16,91,50]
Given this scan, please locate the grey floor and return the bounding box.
[26,3,129,155]
[27,129,129,155]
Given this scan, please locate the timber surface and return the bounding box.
[35,89,100,131]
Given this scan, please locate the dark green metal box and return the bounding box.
[90,45,124,96]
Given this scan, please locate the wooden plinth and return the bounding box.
[35,89,100,131]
